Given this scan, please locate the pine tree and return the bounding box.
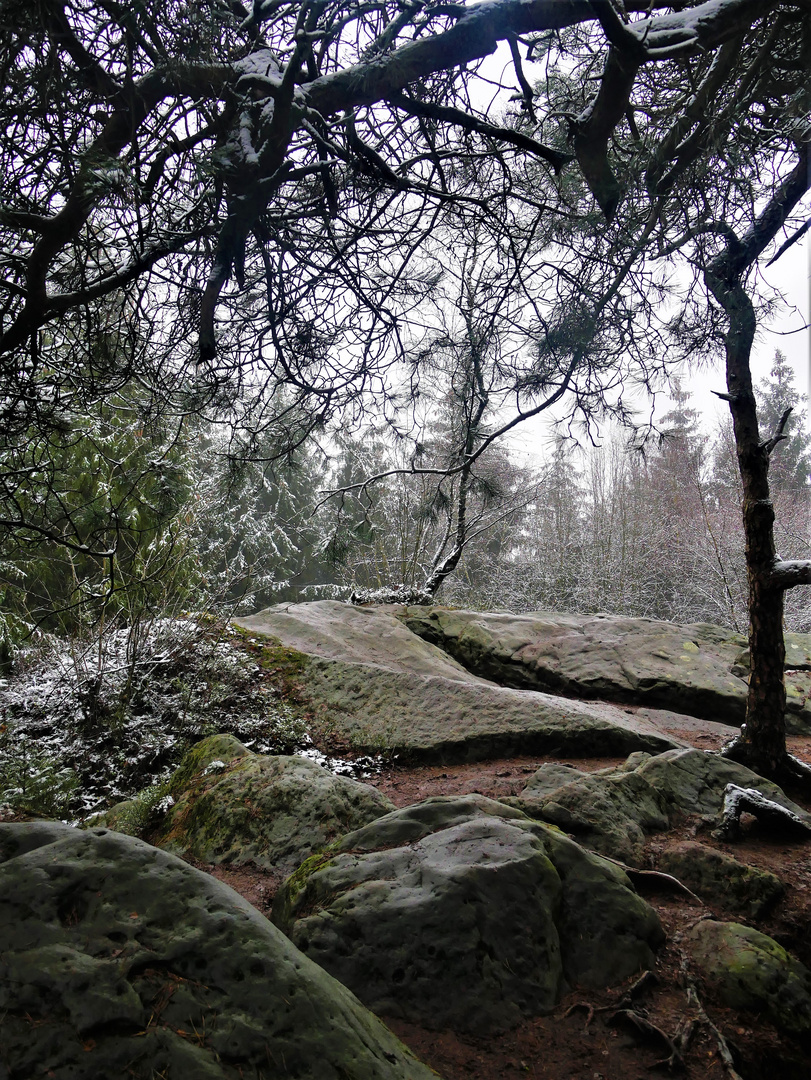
[757,350,811,493]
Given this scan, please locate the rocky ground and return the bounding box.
[4,602,811,1079]
[197,732,811,1080]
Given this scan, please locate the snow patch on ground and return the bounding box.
[0,618,311,819]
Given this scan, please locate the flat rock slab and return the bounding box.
[236,602,688,761]
[401,607,811,734]
[272,795,663,1033]
[0,822,436,1080]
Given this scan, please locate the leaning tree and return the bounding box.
[1,0,810,777]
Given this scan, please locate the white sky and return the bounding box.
[742,236,810,394]
[478,42,811,462]
[506,232,811,467]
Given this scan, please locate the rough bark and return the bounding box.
[704,142,811,782]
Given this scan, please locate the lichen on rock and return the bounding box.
[272,794,664,1033]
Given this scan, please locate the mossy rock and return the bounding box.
[403,607,811,732]
[0,821,437,1079]
[235,603,686,762]
[273,794,664,1033]
[635,748,811,820]
[658,842,784,918]
[507,763,669,864]
[167,733,252,795]
[509,749,810,863]
[155,750,395,872]
[687,920,811,1033]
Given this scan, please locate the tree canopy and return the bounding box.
[3,1,808,385]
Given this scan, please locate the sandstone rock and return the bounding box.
[402,606,811,733]
[152,738,396,872]
[687,920,811,1033]
[272,794,664,1032]
[508,765,669,863]
[658,842,784,918]
[236,602,687,761]
[635,748,811,821]
[509,748,811,863]
[0,821,437,1080]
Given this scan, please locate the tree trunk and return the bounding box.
[699,143,811,785]
[422,466,471,598]
[706,271,788,773]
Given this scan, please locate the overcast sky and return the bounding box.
[505,233,811,466]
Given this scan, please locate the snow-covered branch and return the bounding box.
[770,560,811,591]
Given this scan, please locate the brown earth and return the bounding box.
[194,729,811,1080]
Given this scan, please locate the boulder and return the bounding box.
[151,736,396,872]
[402,607,811,733]
[658,842,784,918]
[236,602,688,762]
[272,795,664,1033]
[634,748,811,820]
[508,748,811,863]
[686,920,811,1034]
[507,765,669,863]
[0,821,437,1080]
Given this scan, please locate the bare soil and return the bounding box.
[199,732,811,1080]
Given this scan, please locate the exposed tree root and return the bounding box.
[652,1016,696,1072]
[599,856,704,905]
[678,946,745,1080]
[720,736,811,800]
[684,985,744,1080]
[563,972,658,1033]
[609,1008,686,1070]
[713,783,811,841]
[562,1001,595,1031]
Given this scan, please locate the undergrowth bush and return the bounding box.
[0,617,310,820]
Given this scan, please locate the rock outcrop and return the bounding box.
[236,602,691,761]
[507,748,811,863]
[272,794,664,1033]
[402,606,811,733]
[0,821,437,1080]
[150,735,396,872]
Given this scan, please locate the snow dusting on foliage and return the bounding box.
[0,619,311,820]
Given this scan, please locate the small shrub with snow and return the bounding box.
[0,618,309,819]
